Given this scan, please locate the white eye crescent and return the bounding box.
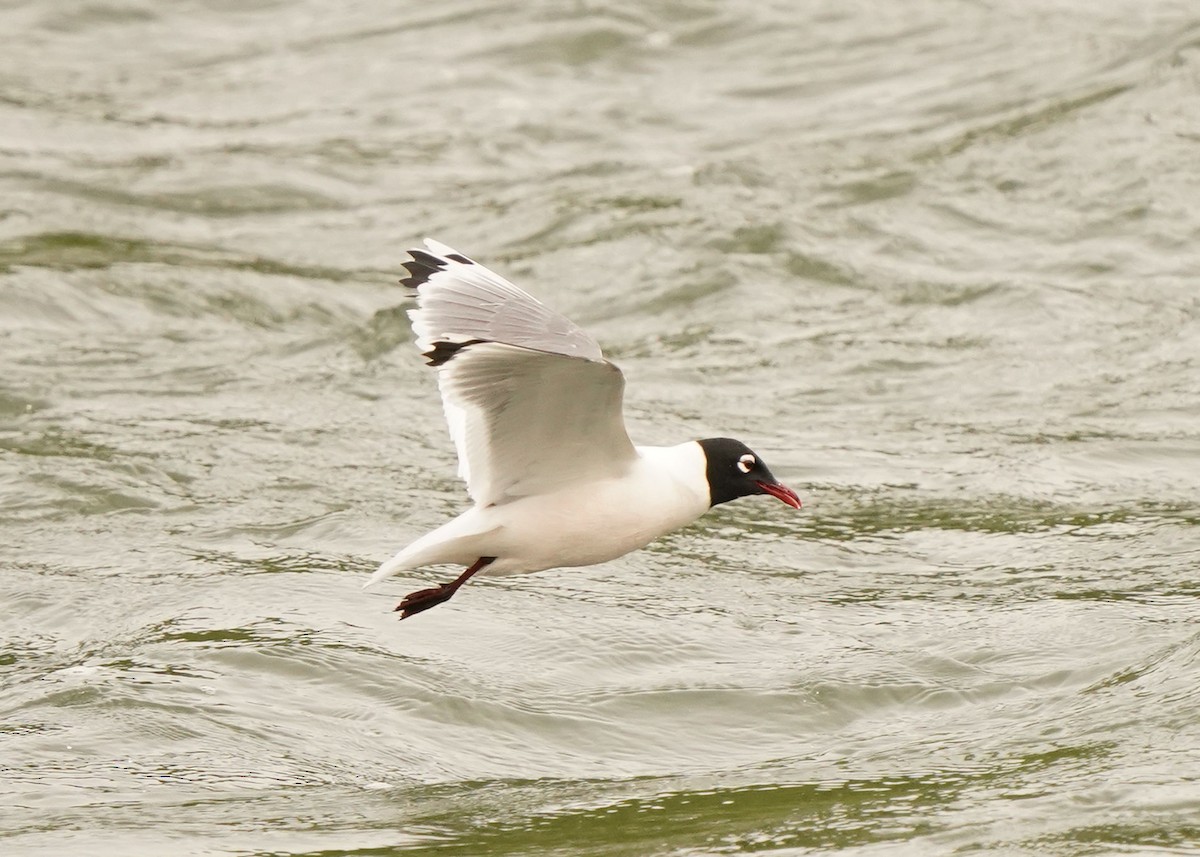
[737,454,755,474]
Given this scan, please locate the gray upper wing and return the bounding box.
[403,239,602,364]
[436,342,635,505]
[401,240,637,505]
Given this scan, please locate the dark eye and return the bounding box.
[737,454,755,474]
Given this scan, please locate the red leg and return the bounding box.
[395,556,496,620]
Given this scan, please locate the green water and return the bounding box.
[2,1,1199,855]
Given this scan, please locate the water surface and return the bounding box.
[2,1,1199,855]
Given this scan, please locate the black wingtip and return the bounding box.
[399,246,477,289]
[399,249,445,289]
[423,338,487,367]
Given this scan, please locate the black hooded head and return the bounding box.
[696,437,801,509]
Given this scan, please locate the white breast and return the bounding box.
[477,441,711,575]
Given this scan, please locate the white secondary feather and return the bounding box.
[438,341,636,505]
[405,239,638,508]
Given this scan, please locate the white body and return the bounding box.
[364,241,790,602]
[369,443,709,583]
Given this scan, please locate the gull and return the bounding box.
[367,240,802,618]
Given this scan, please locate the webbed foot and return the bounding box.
[395,583,457,618]
[394,556,497,620]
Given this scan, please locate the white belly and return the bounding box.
[480,467,708,575]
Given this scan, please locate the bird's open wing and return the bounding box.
[401,240,637,506]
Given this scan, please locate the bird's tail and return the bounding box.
[363,552,416,588]
[363,515,500,589]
